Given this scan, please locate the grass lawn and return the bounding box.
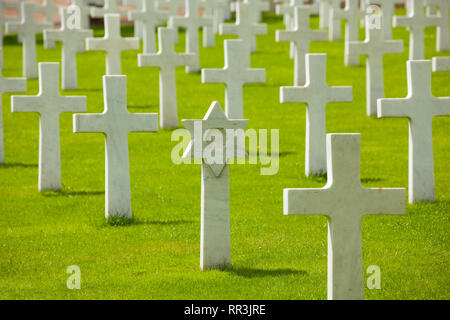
[0,10,449,300]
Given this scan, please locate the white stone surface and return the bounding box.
[170,0,212,73]
[5,3,51,78]
[276,6,327,86]
[284,133,406,300]
[11,63,87,191]
[331,0,364,66]
[377,60,450,203]
[138,27,196,128]
[377,0,404,41]
[393,0,441,60]
[281,54,352,176]
[44,8,93,90]
[199,0,225,48]
[347,18,403,116]
[432,56,450,71]
[0,72,26,164]
[90,0,129,17]
[86,14,139,75]
[73,75,158,219]
[202,39,265,119]
[319,0,340,36]
[72,0,92,30]
[129,0,167,53]
[244,0,270,23]
[182,101,248,270]
[38,0,60,49]
[220,2,267,54]
[426,0,449,51]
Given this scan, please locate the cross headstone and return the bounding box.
[182,101,248,270]
[275,0,304,59]
[156,0,186,43]
[0,72,26,164]
[11,63,87,191]
[426,0,449,52]
[393,0,441,60]
[331,0,365,66]
[202,39,265,119]
[319,0,341,37]
[375,0,404,41]
[71,0,91,30]
[432,56,450,71]
[199,0,226,48]
[377,60,450,203]
[44,8,93,89]
[37,0,60,49]
[90,0,129,18]
[347,17,403,116]
[244,0,270,23]
[284,133,406,300]
[123,0,144,39]
[138,27,196,128]
[276,6,327,86]
[86,14,139,75]
[281,54,353,176]
[73,75,158,219]
[5,3,51,78]
[170,0,212,73]
[129,0,167,53]
[220,2,267,54]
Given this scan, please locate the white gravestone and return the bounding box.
[276,6,327,86]
[182,101,248,270]
[44,8,93,90]
[376,0,404,41]
[245,0,270,23]
[284,133,406,300]
[73,75,158,219]
[90,0,129,18]
[129,0,167,53]
[123,0,144,39]
[170,0,212,73]
[331,0,364,66]
[319,0,340,37]
[220,2,267,54]
[6,3,51,78]
[38,0,60,49]
[432,56,450,71]
[199,0,225,48]
[72,0,91,30]
[393,0,441,60]
[281,54,353,176]
[202,39,265,119]
[426,0,449,52]
[0,72,26,164]
[86,14,139,75]
[138,27,196,128]
[377,60,450,203]
[11,63,87,191]
[347,17,403,116]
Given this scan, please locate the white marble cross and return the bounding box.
[170,0,212,73]
[284,133,405,300]
[0,72,26,164]
[319,0,341,38]
[393,0,441,60]
[347,17,403,116]
[244,0,270,23]
[71,0,91,30]
[331,0,364,66]
[90,0,129,18]
[157,0,185,17]
[73,75,158,219]
[86,14,139,75]
[426,0,449,52]
[6,3,51,78]
[138,27,196,128]
[432,56,450,71]
[220,2,267,54]
[377,60,450,203]
[276,6,327,86]
[38,0,60,49]
[44,8,93,89]
[202,39,265,119]
[129,0,167,53]
[281,54,353,176]
[11,63,87,191]
[182,101,248,270]
[199,0,225,48]
[375,0,404,41]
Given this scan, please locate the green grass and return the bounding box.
[0,11,449,300]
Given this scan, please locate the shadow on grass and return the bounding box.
[0,162,38,169]
[305,172,328,184]
[225,267,308,279]
[361,177,383,184]
[101,217,195,228]
[41,190,104,197]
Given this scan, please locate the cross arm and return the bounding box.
[242,69,265,85]
[363,187,406,216]
[138,53,162,68]
[86,38,107,51]
[73,113,107,133]
[327,86,353,103]
[5,22,20,34]
[2,78,27,93]
[11,95,41,113]
[383,40,404,55]
[275,30,295,43]
[219,23,239,35]
[432,98,450,117]
[58,96,88,114]
[346,40,368,57]
[280,86,309,103]
[393,16,410,28]
[126,113,159,133]
[202,69,225,84]
[43,29,62,46]
[377,98,411,119]
[175,53,197,67]
[284,188,333,216]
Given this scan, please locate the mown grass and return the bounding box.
[0,10,449,299]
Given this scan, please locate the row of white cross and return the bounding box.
[0,0,449,300]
